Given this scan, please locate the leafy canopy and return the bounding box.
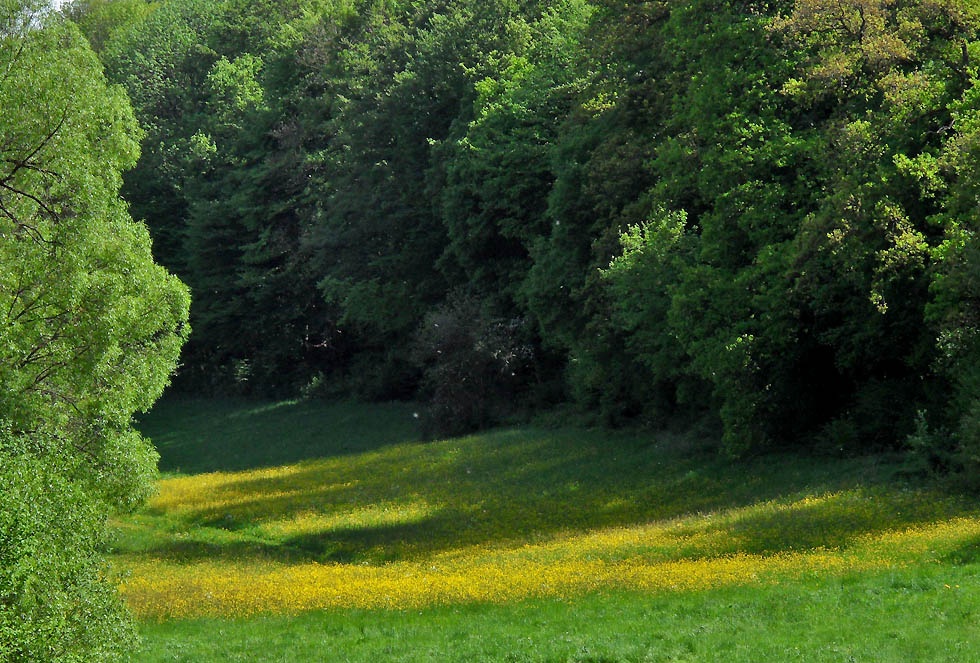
[0,2,189,659]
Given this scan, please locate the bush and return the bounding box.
[954,399,980,490]
[411,295,532,438]
[0,432,138,662]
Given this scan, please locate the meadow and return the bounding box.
[119,397,980,661]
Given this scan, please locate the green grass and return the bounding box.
[123,395,980,661]
[136,396,421,475]
[137,567,980,662]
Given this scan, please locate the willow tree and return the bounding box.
[0,2,190,660]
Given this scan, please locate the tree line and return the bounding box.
[75,0,980,464]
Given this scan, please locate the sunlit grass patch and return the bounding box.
[135,565,980,663]
[115,399,980,620]
[116,491,980,619]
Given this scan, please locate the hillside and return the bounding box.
[117,398,980,661]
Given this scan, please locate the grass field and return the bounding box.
[119,396,980,661]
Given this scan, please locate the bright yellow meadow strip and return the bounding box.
[117,515,980,620]
[119,552,864,619]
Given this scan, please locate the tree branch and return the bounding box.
[0,181,57,219]
[0,108,68,187]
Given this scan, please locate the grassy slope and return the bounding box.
[139,572,980,663]
[135,396,422,475]
[124,397,980,662]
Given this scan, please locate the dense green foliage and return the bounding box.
[0,1,189,659]
[77,0,980,463]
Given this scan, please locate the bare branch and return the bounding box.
[0,107,68,187]
[0,195,49,244]
[0,35,28,88]
[0,181,57,219]
[3,158,60,179]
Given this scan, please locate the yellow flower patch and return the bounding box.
[113,432,980,619]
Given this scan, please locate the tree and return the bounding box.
[303,0,543,397]
[101,0,342,394]
[63,0,157,54]
[0,3,190,660]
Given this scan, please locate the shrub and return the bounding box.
[411,295,532,437]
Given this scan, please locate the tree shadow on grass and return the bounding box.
[942,536,980,566]
[125,537,310,565]
[133,426,979,566]
[137,396,422,474]
[122,511,468,566]
[127,487,977,568]
[693,488,970,556]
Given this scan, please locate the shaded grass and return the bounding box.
[136,397,421,475]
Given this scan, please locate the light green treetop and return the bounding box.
[0,2,189,659]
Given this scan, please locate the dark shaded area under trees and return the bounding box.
[70,0,980,474]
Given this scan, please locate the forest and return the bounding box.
[5,0,980,660]
[70,0,980,461]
